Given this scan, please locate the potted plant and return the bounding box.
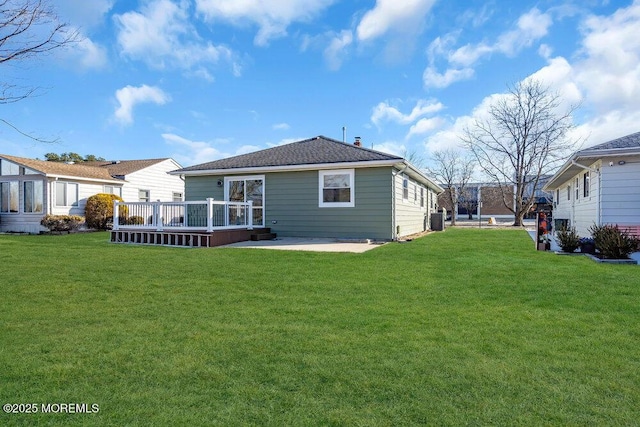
[579,237,596,254]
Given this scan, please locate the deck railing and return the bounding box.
[113,199,253,232]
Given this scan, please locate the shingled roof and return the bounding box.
[86,158,169,177]
[1,154,122,183]
[176,135,403,173]
[543,130,640,190]
[579,130,640,153]
[1,155,175,182]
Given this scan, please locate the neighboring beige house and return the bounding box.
[543,131,640,236]
[0,155,184,233]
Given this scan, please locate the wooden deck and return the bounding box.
[110,228,274,248]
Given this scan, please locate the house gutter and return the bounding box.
[570,160,598,172]
[171,159,403,176]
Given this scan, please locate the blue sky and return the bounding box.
[1,0,639,168]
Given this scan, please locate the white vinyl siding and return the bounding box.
[119,159,184,202]
[394,172,436,237]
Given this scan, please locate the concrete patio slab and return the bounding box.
[220,237,386,253]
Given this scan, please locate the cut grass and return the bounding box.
[1,228,639,425]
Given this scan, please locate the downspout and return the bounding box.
[597,165,602,227]
[570,160,598,173]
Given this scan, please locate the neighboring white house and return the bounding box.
[86,159,185,202]
[0,155,184,233]
[543,131,640,237]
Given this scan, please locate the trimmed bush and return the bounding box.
[122,215,144,226]
[85,193,126,230]
[40,215,84,233]
[555,225,580,253]
[589,224,640,259]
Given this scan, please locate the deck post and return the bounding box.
[113,201,120,230]
[154,201,163,231]
[247,200,254,230]
[206,198,214,232]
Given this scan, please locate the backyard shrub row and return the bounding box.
[556,224,639,259]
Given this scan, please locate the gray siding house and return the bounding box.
[172,136,443,240]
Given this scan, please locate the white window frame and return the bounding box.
[172,192,183,201]
[55,182,79,207]
[319,169,355,208]
[0,180,19,213]
[402,177,409,201]
[139,190,150,202]
[583,172,590,198]
[224,175,266,225]
[23,180,44,213]
[104,185,122,197]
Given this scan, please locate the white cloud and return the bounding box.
[195,0,335,46]
[76,37,108,69]
[163,133,226,165]
[58,32,108,70]
[424,8,553,88]
[407,117,447,139]
[56,0,115,29]
[115,0,236,76]
[370,141,406,157]
[573,1,640,114]
[323,30,353,70]
[371,99,444,127]
[272,123,291,130]
[356,0,436,42]
[113,85,171,125]
[163,133,261,166]
[423,66,475,89]
[423,2,640,159]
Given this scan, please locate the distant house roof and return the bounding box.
[1,155,178,184]
[173,135,443,193]
[86,158,171,178]
[1,154,122,183]
[543,131,640,191]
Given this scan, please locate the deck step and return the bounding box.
[251,232,277,241]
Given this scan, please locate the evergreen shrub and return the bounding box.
[85,193,126,230]
[589,224,639,259]
[40,215,84,233]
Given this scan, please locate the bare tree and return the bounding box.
[458,185,477,220]
[427,148,475,225]
[462,79,578,226]
[1,0,78,140]
[402,148,426,170]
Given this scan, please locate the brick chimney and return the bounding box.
[354,136,362,147]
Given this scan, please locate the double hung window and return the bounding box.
[319,169,354,208]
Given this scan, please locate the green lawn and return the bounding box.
[1,228,639,426]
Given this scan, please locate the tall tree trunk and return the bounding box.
[451,202,457,226]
